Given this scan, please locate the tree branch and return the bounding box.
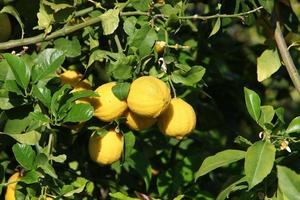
[274,21,300,94]
[0,6,263,51]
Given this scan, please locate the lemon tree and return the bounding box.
[0,0,300,199]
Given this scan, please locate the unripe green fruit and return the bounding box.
[0,13,11,42]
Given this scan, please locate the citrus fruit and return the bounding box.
[158,98,196,139]
[0,13,12,42]
[127,76,171,118]
[88,130,124,165]
[5,172,21,200]
[59,70,91,91]
[154,41,166,54]
[92,82,127,122]
[125,110,157,131]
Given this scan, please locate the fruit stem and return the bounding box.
[168,76,177,98]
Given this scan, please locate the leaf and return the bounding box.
[88,50,109,67]
[258,105,275,126]
[258,0,274,13]
[21,170,43,184]
[112,82,131,101]
[50,84,72,118]
[123,16,137,35]
[34,153,57,178]
[123,131,136,161]
[3,54,30,90]
[100,9,120,35]
[109,192,139,200]
[63,103,94,123]
[1,131,41,145]
[12,144,36,170]
[286,116,300,134]
[36,4,53,34]
[130,0,151,11]
[0,89,25,110]
[51,154,67,163]
[173,195,185,200]
[130,25,158,57]
[32,48,65,82]
[257,48,281,82]
[32,85,51,108]
[209,17,221,37]
[129,151,152,190]
[1,6,24,38]
[30,112,51,123]
[171,66,206,86]
[216,177,247,200]
[54,38,81,58]
[43,0,73,12]
[277,166,300,200]
[195,150,246,179]
[244,87,261,122]
[290,0,300,21]
[245,140,276,189]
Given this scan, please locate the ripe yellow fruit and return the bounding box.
[0,13,12,42]
[59,70,91,91]
[158,98,196,139]
[92,82,127,122]
[5,172,21,200]
[127,76,171,118]
[125,110,157,131]
[88,130,124,165]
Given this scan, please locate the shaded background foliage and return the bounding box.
[0,0,300,199]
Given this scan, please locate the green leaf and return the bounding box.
[54,38,81,58]
[257,48,281,82]
[275,107,285,123]
[209,17,221,37]
[216,177,247,200]
[32,48,65,82]
[123,131,136,161]
[12,144,36,170]
[258,0,274,13]
[244,87,261,122]
[286,116,300,134]
[50,154,67,163]
[43,0,73,12]
[171,66,206,86]
[130,0,151,11]
[3,54,30,90]
[123,16,137,35]
[1,131,41,145]
[258,105,275,126]
[30,112,51,123]
[35,153,57,178]
[277,166,300,200]
[50,84,72,118]
[108,55,135,80]
[4,80,23,95]
[100,9,120,35]
[195,150,246,179]
[290,0,300,21]
[130,25,158,57]
[129,151,152,190]
[36,4,53,34]
[88,50,110,67]
[245,140,276,189]
[1,6,25,38]
[21,170,42,184]
[32,85,51,108]
[112,82,131,101]
[109,192,139,200]
[173,195,185,200]
[63,103,94,123]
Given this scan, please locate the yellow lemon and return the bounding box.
[92,82,127,122]
[125,110,157,131]
[158,98,196,139]
[154,41,166,55]
[59,70,91,91]
[127,76,171,118]
[88,130,124,165]
[5,172,21,200]
[0,13,12,42]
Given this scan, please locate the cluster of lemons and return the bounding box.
[60,70,196,165]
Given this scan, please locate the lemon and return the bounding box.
[5,172,21,200]
[154,41,166,54]
[92,82,127,122]
[127,76,171,118]
[158,98,196,139]
[0,13,12,42]
[88,130,124,165]
[125,110,157,131]
[59,70,91,91]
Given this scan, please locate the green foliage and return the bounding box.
[0,0,300,199]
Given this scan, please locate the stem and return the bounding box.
[274,21,300,94]
[168,76,177,98]
[114,34,123,53]
[47,133,53,156]
[0,6,263,50]
[74,6,94,17]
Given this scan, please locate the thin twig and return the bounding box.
[0,6,263,51]
[274,21,300,94]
